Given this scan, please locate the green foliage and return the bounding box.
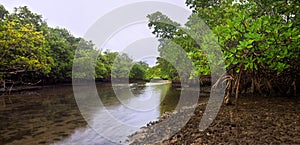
[8,6,45,30]
[0,5,150,86]
[95,51,117,79]
[45,27,80,80]
[130,61,149,80]
[0,17,53,76]
[72,48,98,79]
[147,0,299,95]
[189,0,300,76]
[145,65,164,80]
[155,58,178,80]
[0,4,8,20]
[147,12,195,80]
[110,53,133,79]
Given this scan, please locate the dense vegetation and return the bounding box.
[0,5,149,92]
[147,0,300,103]
[1,1,299,103]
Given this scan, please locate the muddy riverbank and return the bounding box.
[129,94,300,144]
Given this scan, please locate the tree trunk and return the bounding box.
[266,79,274,95]
[234,64,243,139]
[250,76,255,94]
[292,78,296,96]
[224,83,232,105]
[254,75,262,94]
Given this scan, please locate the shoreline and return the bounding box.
[128,94,300,144]
[0,79,151,94]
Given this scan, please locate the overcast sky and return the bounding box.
[1,0,191,66]
[1,0,189,36]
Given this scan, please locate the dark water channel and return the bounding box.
[0,82,180,145]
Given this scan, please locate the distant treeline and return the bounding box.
[0,5,150,91]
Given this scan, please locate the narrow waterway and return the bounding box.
[0,82,180,144]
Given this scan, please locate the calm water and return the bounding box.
[0,82,180,145]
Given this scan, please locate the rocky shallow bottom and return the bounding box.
[129,95,300,144]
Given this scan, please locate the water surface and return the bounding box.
[0,82,180,144]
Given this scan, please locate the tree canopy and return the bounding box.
[0,5,150,91]
[147,0,300,100]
